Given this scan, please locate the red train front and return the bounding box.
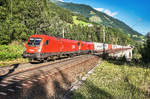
[22,35,94,62]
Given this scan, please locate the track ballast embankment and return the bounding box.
[0,55,100,99]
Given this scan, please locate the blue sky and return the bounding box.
[60,0,150,35]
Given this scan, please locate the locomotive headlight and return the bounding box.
[38,48,41,52]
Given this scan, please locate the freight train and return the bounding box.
[22,35,131,62]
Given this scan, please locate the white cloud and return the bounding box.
[94,8,104,12]
[57,0,64,2]
[95,8,118,17]
[104,9,118,17]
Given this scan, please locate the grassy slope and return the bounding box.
[73,16,90,26]
[71,61,150,99]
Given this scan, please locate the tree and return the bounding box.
[0,0,133,46]
[141,32,150,63]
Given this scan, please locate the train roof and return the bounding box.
[30,35,53,38]
[30,35,78,42]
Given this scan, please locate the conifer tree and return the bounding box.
[141,32,150,63]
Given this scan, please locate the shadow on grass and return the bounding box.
[103,55,149,68]
[71,81,114,99]
[124,76,150,98]
[70,77,150,99]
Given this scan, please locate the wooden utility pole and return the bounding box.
[103,26,106,53]
[62,28,65,38]
[103,26,105,43]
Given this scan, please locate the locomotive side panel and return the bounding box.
[87,42,94,52]
[41,37,61,53]
[61,39,78,53]
[80,41,89,53]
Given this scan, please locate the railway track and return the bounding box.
[0,55,86,76]
[0,54,99,98]
[0,48,130,87]
[0,48,130,77]
[0,55,89,82]
[0,48,130,98]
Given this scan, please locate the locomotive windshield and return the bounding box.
[28,38,42,46]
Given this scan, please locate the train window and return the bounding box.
[45,40,49,45]
[77,42,80,46]
[28,38,42,46]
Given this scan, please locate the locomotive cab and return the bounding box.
[27,37,42,53]
[23,35,62,62]
[22,35,46,61]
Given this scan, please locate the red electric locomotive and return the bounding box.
[22,35,94,62]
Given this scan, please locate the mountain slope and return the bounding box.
[0,0,133,45]
[50,0,144,40]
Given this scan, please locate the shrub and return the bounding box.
[0,44,24,61]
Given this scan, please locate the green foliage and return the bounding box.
[52,0,144,41]
[75,14,89,22]
[71,61,150,99]
[73,16,90,26]
[0,0,133,46]
[141,32,150,63]
[96,26,133,45]
[0,0,74,44]
[0,44,24,60]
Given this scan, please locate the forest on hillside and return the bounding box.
[51,0,144,41]
[0,0,133,45]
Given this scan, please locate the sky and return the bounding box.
[59,0,150,35]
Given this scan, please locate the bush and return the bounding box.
[0,44,24,61]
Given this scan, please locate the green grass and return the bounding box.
[73,16,90,26]
[71,61,150,99]
[0,41,28,66]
